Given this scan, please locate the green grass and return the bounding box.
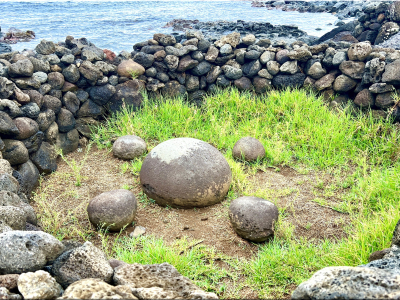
[91,87,400,298]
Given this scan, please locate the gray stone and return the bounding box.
[232,137,265,161]
[244,50,261,61]
[292,266,400,300]
[382,59,400,85]
[13,77,41,90]
[20,103,40,119]
[36,110,55,132]
[113,135,147,160]
[0,206,26,230]
[62,65,80,83]
[363,58,385,85]
[14,160,39,196]
[306,61,326,80]
[177,55,198,72]
[206,66,222,84]
[272,73,306,89]
[21,131,44,155]
[0,77,15,99]
[287,48,312,62]
[0,173,19,194]
[375,22,400,45]
[35,40,55,55]
[0,160,12,176]
[140,138,232,208]
[44,122,59,145]
[376,92,395,109]
[56,108,75,133]
[234,77,253,91]
[62,91,80,115]
[79,61,102,86]
[133,52,154,68]
[13,117,39,140]
[260,51,275,65]
[42,95,62,114]
[229,196,278,242]
[280,61,298,75]
[8,60,34,78]
[354,89,375,108]
[113,263,218,299]
[0,231,64,274]
[87,189,137,231]
[257,69,273,80]
[56,129,79,155]
[17,270,63,300]
[339,61,365,80]
[253,76,272,94]
[130,226,146,238]
[222,65,242,80]
[30,142,57,174]
[275,49,290,64]
[28,57,50,73]
[205,46,219,63]
[219,44,232,56]
[108,80,143,114]
[51,241,114,288]
[332,51,348,67]
[0,111,19,137]
[242,60,262,77]
[333,75,357,92]
[216,75,231,87]
[89,84,116,106]
[185,75,199,92]
[47,72,64,90]
[81,46,104,62]
[77,100,104,118]
[2,140,29,165]
[369,83,395,94]
[266,61,280,76]
[190,61,211,76]
[0,287,21,299]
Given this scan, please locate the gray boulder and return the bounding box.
[17,270,63,300]
[292,266,400,299]
[0,111,19,137]
[232,137,265,161]
[51,241,113,288]
[2,140,29,165]
[0,173,19,194]
[87,189,137,231]
[272,73,306,89]
[14,160,40,196]
[339,61,365,80]
[8,59,34,78]
[0,231,64,274]
[56,129,79,155]
[35,40,56,55]
[332,75,357,92]
[0,206,26,230]
[382,59,400,85]
[56,108,76,133]
[229,196,278,242]
[140,138,232,208]
[112,135,147,160]
[30,142,57,174]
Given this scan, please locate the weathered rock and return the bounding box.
[56,108,75,133]
[177,55,199,72]
[20,103,39,120]
[8,60,34,78]
[332,51,347,67]
[280,61,298,75]
[339,61,365,80]
[133,52,154,68]
[272,73,306,89]
[59,278,137,299]
[112,135,147,160]
[362,58,385,85]
[79,61,103,86]
[13,117,39,140]
[0,112,19,137]
[354,89,375,108]
[205,46,219,63]
[2,140,29,165]
[314,73,336,91]
[347,42,372,61]
[87,189,137,231]
[77,100,104,118]
[47,72,65,90]
[154,33,176,46]
[114,263,218,299]
[0,189,36,223]
[35,40,55,55]
[14,77,41,90]
[51,241,114,288]
[36,109,55,132]
[185,75,199,92]
[56,129,79,155]
[191,61,211,76]
[0,287,21,299]
[13,88,30,104]
[28,57,50,74]
[21,131,44,155]
[81,46,104,62]
[292,266,400,300]
[333,75,357,92]
[306,61,326,80]
[14,160,39,196]
[108,80,143,113]
[161,81,187,98]
[222,65,242,80]
[253,77,271,94]
[140,138,232,208]
[375,22,400,45]
[62,64,80,84]
[0,77,15,99]
[234,77,253,91]
[62,91,80,115]
[288,48,312,62]
[275,49,290,64]
[382,59,400,85]
[30,142,57,174]
[0,160,12,176]
[242,59,262,77]
[229,196,278,242]
[232,137,265,161]
[376,92,395,109]
[117,59,145,78]
[17,270,62,300]
[214,32,241,48]
[0,173,19,194]
[266,61,280,75]
[260,51,275,65]
[369,83,395,94]
[0,206,26,230]
[42,95,62,115]
[369,248,391,262]
[0,274,19,291]
[0,231,64,275]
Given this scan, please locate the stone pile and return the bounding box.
[0,239,218,299]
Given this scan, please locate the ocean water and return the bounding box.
[0,0,338,53]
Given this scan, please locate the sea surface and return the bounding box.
[0,0,338,53]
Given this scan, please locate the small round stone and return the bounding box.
[140,137,232,208]
[229,196,279,242]
[112,135,147,160]
[87,189,137,231]
[232,137,265,161]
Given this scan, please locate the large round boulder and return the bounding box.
[229,196,279,242]
[117,59,145,78]
[140,138,232,208]
[87,189,137,231]
[232,137,265,161]
[112,135,147,160]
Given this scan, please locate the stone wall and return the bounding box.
[1,26,400,202]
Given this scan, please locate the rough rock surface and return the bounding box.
[51,241,114,288]
[87,189,137,231]
[112,135,147,160]
[0,231,64,274]
[140,138,232,208]
[17,270,63,299]
[292,266,400,300]
[114,263,218,299]
[229,196,278,242]
[60,278,137,299]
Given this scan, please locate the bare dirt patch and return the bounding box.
[32,145,349,257]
